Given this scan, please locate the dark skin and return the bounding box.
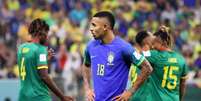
[136,33,154,52]
[135,28,187,101]
[32,32,73,101]
[82,64,94,101]
[83,17,153,101]
[112,60,152,101]
[180,79,186,101]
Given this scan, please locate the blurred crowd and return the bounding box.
[0,0,201,99]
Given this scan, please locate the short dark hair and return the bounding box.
[93,11,115,29]
[154,26,173,47]
[28,18,49,37]
[135,31,150,46]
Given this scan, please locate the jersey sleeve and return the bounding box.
[36,46,48,69]
[83,45,91,67]
[122,44,145,66]
[181,62,189,79]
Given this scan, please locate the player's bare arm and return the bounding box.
[180,78,187,101]
[82,64,95,101]
[113,59,153,101]
[38,68,73,101]
[129,59,153,93]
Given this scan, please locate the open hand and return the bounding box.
[85,88,95,101]
[48,48,55,60]
[112,90,132,101]
[61,96,74,101]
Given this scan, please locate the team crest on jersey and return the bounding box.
[107,52,114,66]
[22,48,29,53]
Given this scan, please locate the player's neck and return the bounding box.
[141,45,150,51]
[102,31,115,44]
[159,46,172,52]
[32,38,40,44]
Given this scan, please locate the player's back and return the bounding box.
[17,43,50,101]
[146,50,188,101]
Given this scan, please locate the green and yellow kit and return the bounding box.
[146,50,188,101]
[17,43,50,101]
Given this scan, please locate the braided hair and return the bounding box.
[28,18,49,37]
[154,25,173,48]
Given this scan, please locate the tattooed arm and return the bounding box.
[112,59,153,101]
[128,59,153,93]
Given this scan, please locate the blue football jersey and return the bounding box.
[84,37,145,101]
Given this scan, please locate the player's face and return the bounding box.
[142,35,154,50]
[90,17,108,40]
[38,30,48,45]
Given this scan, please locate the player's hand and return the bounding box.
[112,90,132,101]
[85,88,95,101]
[48,48,55,60]
[61,96,74,101]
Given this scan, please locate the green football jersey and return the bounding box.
[129,65,151,101]
[146,50,188,101]
[17,43,51,101]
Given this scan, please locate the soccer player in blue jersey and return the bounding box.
[82,11,153,101]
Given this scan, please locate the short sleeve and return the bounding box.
[181,62,189,79]
[83,45,91,67]
[122,44,145,66]
[36,46,48,69]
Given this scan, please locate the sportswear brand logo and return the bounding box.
[91,56,97,59]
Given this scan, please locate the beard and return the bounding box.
[93,33,105,40]
[38,34,48,45]
[92,33,99,40]
[93,36,99,40]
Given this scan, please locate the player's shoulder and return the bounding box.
[18,43,26,49]
[172,51,186,62]
[22,43,47,52]
[36,43,47,49]
[18,43,32,51]
[17,43,26,54]
[113,36,133,50]
[146,50,158,57]
[144,50,159,62]
[115,36,130,45]
[86,39,100,47]
[35,44,47,53]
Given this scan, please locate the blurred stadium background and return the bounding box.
[0,0,201,101]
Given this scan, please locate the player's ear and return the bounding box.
[103,24,107,31]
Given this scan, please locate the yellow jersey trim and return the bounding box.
[37,66,48,69]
